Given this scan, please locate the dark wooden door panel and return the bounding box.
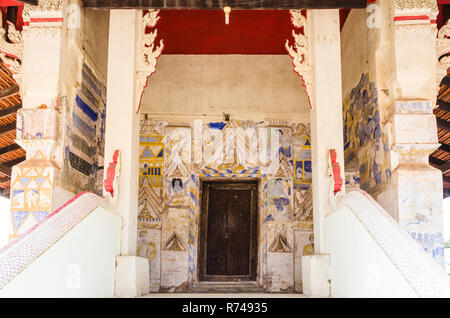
[200,180,258,281]
[227,189,251,275]
[206,188,229,275]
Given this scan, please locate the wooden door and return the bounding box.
[199,180,258,281]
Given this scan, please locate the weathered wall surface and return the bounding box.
[82,9,110,80]
[341,3,445,269]
[56,7,109,197]
[141,55,311,123]
[138,51,312,292]
[341,9,391,196]
[343,74,391,193]
[136,118,313,293]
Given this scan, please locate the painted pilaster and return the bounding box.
[9,0,64,241]
[377,0,445,268]
[104,9,140,256]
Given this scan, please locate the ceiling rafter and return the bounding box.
[5,156,25,167]
[0,85,19,99]
[0,104,21,121]
[436,99,450,113]
[0,143,21,156]
[438,142,450,154]
[0,122,16,137]
[0,164,12,177]
[439,161,450,174]
[437,117,450,131]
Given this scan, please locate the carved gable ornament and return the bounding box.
[0,20,23,89]
[437,19,450,92]
[136,10,164,113]
[285,9,312,109]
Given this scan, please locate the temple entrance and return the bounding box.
[199,180,258,282]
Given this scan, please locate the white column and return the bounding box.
[308,9,345,254]
[376,2,445,269]
[104,10,140,256]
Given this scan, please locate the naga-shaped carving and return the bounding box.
[136,10,164,113]
[437,19,450,93]
[285,10,312,108]
[0,20,23,87]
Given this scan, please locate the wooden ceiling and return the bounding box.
[0,60,24,199]
[431,69,450,198]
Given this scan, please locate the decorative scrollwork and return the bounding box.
[285,10,312,109]
[0,20,23,87]
[136,10,164,113]
[437,19,450,93]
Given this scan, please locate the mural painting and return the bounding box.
[343,73,389,194]
[61,63,107,195]
[137,118,313,293]
[10,108,59,239]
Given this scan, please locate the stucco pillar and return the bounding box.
[9,1,64,241]
[104,9,140,256]
[302,9,344,297]
[376,1,445,269]
[307,9,345,253]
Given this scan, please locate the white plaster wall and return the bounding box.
[161,251,189,289]
[294,231,311,292]
[266,252,294,292]
[326,207,418,298]
[0,207,121,298]
[141,55,310,122]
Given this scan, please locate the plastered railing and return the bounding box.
[0,192,105,289]
[328,190,450,298]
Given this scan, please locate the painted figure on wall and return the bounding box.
[12,190,24,209]
[342,73,389,193]
[172,178,183,194]
[277,128,292,159]
[267,178,292,220]
[164,177,189,207]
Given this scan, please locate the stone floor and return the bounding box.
[141,293,309,298]
[140,282,313,297]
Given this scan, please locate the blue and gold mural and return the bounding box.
[61,63,107,195]
[343,73,390,194]
[136,119,314,292]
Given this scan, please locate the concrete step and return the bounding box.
[188,282,266,294]
[140,293,308,298]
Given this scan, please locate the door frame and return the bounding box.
[198,178,259,282]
